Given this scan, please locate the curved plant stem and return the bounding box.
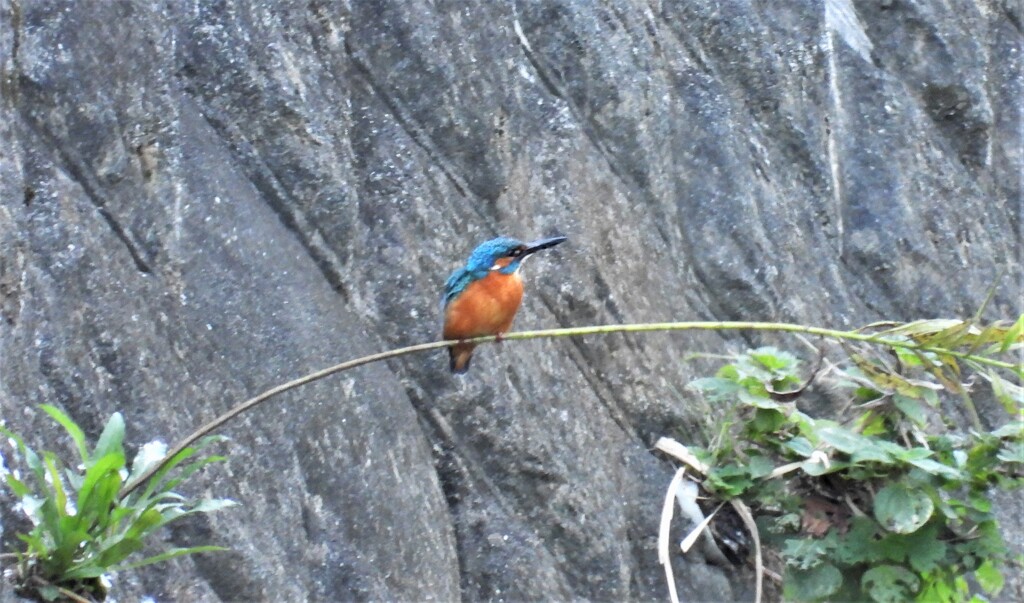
[120,320,1020,497]
[119,339,450,498]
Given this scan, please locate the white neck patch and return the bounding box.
[490,258,525,272]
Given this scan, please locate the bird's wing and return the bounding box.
[442,267,474,308]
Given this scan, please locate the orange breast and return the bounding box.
[443,270,524,340]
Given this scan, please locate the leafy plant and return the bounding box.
[1,405,235,602]
[684,317,1023,602]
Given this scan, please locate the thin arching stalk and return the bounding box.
[119,320,1019,497]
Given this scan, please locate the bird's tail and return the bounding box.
[448,343,475,374]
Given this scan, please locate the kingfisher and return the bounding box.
[442,235,567,373]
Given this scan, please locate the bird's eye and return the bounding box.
[508,248,522,258]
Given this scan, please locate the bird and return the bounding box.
[442,235,567,373]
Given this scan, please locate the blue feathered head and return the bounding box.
[443,236,566,306]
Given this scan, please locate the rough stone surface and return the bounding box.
[0,1,1020,601]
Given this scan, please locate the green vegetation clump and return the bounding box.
[1,406,234,602]
[685,318,1023,602]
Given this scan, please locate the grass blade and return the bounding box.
[114,546,227,572]
[91,413,125,461]
[1001,315,1024,353]
[39,406,89,465]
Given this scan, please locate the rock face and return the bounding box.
[0,0,1020,601]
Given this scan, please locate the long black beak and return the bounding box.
[522,236,567,256]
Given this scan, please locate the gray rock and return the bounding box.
[1,0,1019,601]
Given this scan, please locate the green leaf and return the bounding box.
[42,453,68,521]
[1000,314,1024,353]
[859,410,889,436]
[818,426,870,455]
[876,440,908,457]
[986,373,1024,414]
[894,447,932,462]
[783,437,815,457]
[77,452,125,522]
[905,458,962,480]
[991,421,1023,438]
[123,508,165,541]
[96,536,144,567]
[921,387,940,408]
[738,388,781,409]
[975,559,1004,595]
[191,498,239,513]
[53,522,89,556]
[835,517,885,565]
[750,347,798,372]
[968,493,992,513]
[63,564,108,580]
[901,523,946,573]
[951,449,968,468]
[688,377,741,402]
[875,483,934,534]
[18,531,47,557]
[114,545,227,571]
[997,442,1024,464]
[706,464,753,497]
[63,467,84,491]
[157,454,228,495]
[735,354,776,382]
[83,469,123,534]
[92,412,125,460]
[965,319,1009,352]
[717,364,740,381]
[747,455,775,478]
[782,537,832,570]
[917,572,960,603]
[3,472,32,498]
[862,565,921,603]
[893,395,929,427]
[783,562,843,601]
[789,410,816,433]
[895,346,925,367]
[39,405,89,464]
[923,320,972,348]
[749,407,786,432]
[37,498,64,548]
[0,425,47,487]
[851,442,894,464]
[884,319,963,338]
